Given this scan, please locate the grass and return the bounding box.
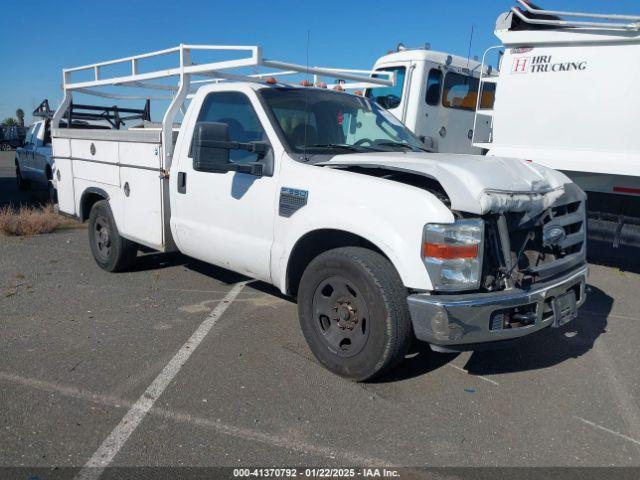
[0,204,82,236]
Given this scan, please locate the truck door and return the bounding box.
[171,90,277,283]
[33,121,49,183]
[21,124,39,180]
[365,64,409,123]
[426,70,482,154]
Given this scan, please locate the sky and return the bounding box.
[1,0,638,123]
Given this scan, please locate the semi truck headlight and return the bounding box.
[422,219,484,291]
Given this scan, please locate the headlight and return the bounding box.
[422,219,484,291]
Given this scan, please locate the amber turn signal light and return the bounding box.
[422,243,479,260]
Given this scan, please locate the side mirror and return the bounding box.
[378,94,401,109]
[192,121,271,176]
[193,122,231,173]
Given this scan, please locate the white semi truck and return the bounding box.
[362,46,494,155]
[52,44,588,380]
[473,1,640,248]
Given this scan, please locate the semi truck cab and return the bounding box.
[364,47,495,155]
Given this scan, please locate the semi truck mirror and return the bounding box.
[193,122,231,173]
[378,94,401,109]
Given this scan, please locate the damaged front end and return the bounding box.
[407,182,588,351]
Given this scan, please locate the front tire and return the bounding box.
[88,200,137,272]
[297,247,413,381]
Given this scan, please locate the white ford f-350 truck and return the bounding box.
[52,45,588,380]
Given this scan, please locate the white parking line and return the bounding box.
[0,371,393,467]
[74,281,248,480]
[446,363,500,386]
[574,416,640,447]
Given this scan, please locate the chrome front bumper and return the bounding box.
[407,265,588,351]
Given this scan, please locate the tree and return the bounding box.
[15,109,24,127]
[1,117,18,126]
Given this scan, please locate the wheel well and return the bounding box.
[80,190,108,221]
[286,229,387,298]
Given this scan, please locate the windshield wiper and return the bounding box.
[375,141,427,152]
[303,143,369,152]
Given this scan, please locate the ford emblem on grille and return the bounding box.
[543,225,566,247]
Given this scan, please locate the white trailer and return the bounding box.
[53,44,588,381]
[474,1,640,248]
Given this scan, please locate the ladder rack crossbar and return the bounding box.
[513,1,640,31]
[516,0,640,23]
[62,44,393,92]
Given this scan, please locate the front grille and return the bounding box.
[480,184,587,291]
[508,191,586,284]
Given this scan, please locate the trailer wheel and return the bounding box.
[297,247,412,381]
[88,200,137,272]
[15,164,30,191]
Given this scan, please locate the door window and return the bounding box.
[24,125,36,145]
[425,69,443,106]
[442,72,480,111]
[478,82,496,110]
[365,66,406,109]
[194,92,267,164]
[31,123,42,146]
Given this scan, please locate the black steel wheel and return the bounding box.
[88,200,137,272]
[312,275,371,358]
[298,247,413,381]
[93,214,112,263]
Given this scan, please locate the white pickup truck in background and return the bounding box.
[15,101,55,196]
[52,44,588,380]
[16,99,151,202]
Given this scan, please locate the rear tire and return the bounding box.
[297,247,413,381]
[88,200,137,272]
[15,163,30,191]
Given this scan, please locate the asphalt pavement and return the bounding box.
[2,151,640,477]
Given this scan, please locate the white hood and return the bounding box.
[323,152,570,215]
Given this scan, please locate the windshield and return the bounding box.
[260,87,425,156]
[364,66,406,110]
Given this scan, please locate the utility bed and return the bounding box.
[53,125,179,251]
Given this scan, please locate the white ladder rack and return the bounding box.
[53,44,394,164]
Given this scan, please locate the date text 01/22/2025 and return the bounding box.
[232,468,401,478]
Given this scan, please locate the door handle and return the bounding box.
[177,171,187,194]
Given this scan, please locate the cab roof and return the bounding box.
[374,48,484,74]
